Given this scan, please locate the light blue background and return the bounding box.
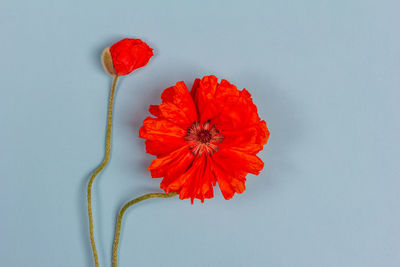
[1,0,399,266]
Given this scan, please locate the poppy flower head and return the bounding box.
[102,38,153,76]
[139,75,270,203]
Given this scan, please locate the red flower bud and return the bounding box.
[102,38,153,76]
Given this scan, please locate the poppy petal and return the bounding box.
[222,121,270,154]
[161,81,198,123]
[148,145,191,178]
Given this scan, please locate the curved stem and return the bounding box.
[112,192,178,267]
[87,75,119,267]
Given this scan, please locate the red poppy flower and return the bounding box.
[139,75,269,203]
[102,38,153,76]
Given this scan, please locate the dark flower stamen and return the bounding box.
[185,121,223,155]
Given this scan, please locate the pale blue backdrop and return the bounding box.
[1,0,399,266]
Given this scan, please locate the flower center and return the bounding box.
[185,121,223,156]
[197,130,212,143]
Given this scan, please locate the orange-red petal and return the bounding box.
[139,117,186,156]
[211,89,261,131]
[191,75,219,122]
[211,156,247,200]
[222,120,270,154]
[175,155,215,203]
[160,81,198,123]
[148,145,192,178]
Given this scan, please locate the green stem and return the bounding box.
[112,192,178,267]
[87,75,119,267]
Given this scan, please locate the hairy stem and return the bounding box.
[87,75,119,267]
[112,192,178,267]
